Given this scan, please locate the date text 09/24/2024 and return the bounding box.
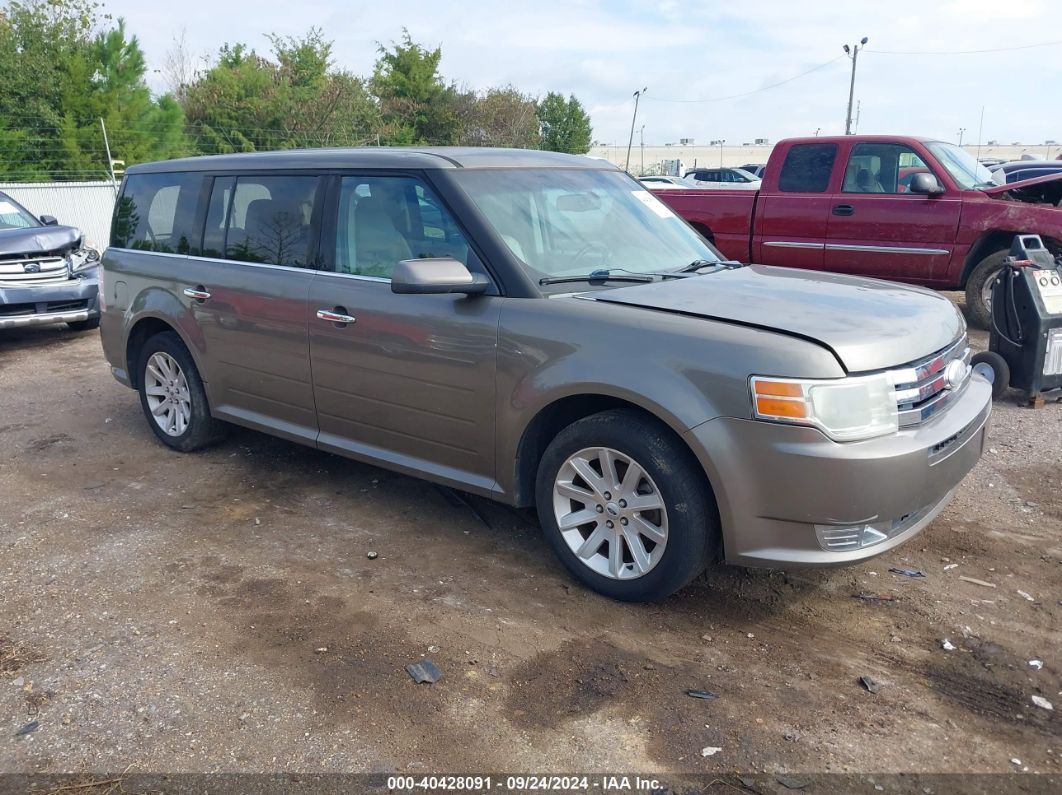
[386,775,663,791]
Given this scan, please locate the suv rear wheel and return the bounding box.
[136,331,226,452]
[535,409,718,601]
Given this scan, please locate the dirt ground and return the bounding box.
[0,299,1059,790]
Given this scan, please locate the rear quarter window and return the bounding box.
[778,143,838,193]
[112,173,204,253]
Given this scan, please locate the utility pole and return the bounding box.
[639,124,645,175]
[625,87,647,173]
[100,118,117,192]
[843,37,868,135]
[957,127,966,146]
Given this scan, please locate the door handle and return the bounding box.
[832,204,855,216]
[317,308,356,325]
[183,286,211,301]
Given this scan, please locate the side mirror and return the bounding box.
[908,172,945,195]
[39,215,59,226]
[390,257,490,296]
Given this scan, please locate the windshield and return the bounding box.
[0,195,40,230]
[925,142,1000,189]
[451,169,722,285]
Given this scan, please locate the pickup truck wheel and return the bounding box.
[535,409,717,601]
[136,331,227,452]
[965,250,1008,329]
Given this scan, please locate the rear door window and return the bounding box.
[778,144,838,193]
[202,175,320,267]
[112,173,204,252]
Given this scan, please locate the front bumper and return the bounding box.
[0,271,99,329]
[685,373,992,568]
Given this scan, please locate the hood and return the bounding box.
[980,170,1062,196]
[0,225,81,258]
[589,265,963,373]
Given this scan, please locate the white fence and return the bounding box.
[0,181,117,250]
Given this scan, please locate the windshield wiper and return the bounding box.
[538,268,654,286]
[674,258,744,274]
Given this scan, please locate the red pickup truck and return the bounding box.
[652,135,1062,327]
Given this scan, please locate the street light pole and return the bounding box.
[957,127,966,146]
[843,37,868,135]
[719,138,725,167]
[625,87,647,173]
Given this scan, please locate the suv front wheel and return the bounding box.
[535,409,718,601]
[136,331,227,452]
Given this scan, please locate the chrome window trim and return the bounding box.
[110,248,483,287]
[313,270,390,284]
[108,248,315,275]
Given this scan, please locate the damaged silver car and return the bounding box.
[0,191,100,331]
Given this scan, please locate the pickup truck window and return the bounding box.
[925,141,997,189]
[778,143,837,193]
[842,143,930,194]
[452,168,720,281]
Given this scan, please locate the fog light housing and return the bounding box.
[815,522,890,551]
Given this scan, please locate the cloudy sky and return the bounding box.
[105,0,1061,146]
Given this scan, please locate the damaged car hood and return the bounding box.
[588,265,963,373]
[0,225,81,257]
[980,170,1062,198]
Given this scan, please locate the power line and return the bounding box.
[867,39,1062,55]
[644,55,844,103]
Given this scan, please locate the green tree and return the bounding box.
[371,30,459,145]
[453,86,541,149]
[181,29,379,153]
[537,92,593,154]
[0,0,188,181]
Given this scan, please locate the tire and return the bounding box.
[136,331,227,452]
[535,409,719,601]
[965,250,1008,330]
[67,316,100,332]
[971,350,1010,400]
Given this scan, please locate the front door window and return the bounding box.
[334,176,472,278]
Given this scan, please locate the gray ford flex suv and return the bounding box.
[99,148,992,601]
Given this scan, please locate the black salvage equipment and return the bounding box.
[972,235,1062,406]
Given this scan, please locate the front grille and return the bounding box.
[0,256,71,286]
[888,336,971,428]
[0,299,87,318]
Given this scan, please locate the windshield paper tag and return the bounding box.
[631,190,674,219]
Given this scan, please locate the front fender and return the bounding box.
[494,295,844,498]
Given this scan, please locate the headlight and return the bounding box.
[70,247,100,272]
[750,373,898,442]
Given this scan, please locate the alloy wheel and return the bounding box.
[143,352,192,437]
[552,446,669,580]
